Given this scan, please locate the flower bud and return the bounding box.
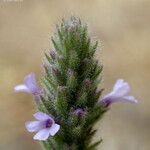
[51,66,60,76]
[50,50,56,60]
[67,69,74,76]
[83,79,92,88]
[74,108,87,117]
[58,86,67,93]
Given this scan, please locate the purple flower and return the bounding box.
[25,112,60,141]
[74,108,87,117]
[14,73,41,95]
[99,79,138,108]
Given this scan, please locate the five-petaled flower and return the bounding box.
[25,112,60,141]
[99,79,138,108]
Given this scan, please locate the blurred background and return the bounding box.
[0,0,149,149]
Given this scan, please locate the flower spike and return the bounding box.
[14,17,138,149]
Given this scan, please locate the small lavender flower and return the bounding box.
[74,108,87,117]
[14,73,40,95]
[99,79,138,108]
[14,73,41,104]
[25,112,60,141]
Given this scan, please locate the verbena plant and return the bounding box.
[15,17,137,150]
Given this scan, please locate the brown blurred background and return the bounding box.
[0,0,149,149]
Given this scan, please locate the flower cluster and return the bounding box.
[14,73,137,141]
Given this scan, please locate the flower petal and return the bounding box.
[113,79,124,91]
[24,73,36,87]
[24,73,40,95]
[49,123,60,136]
[25,121,44,132]
[33,128,51,141]
[33,112,52,121]
[14,85,30,93]
[122,96,138,103]
[107,95,138,104]
[112,79,130,96]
